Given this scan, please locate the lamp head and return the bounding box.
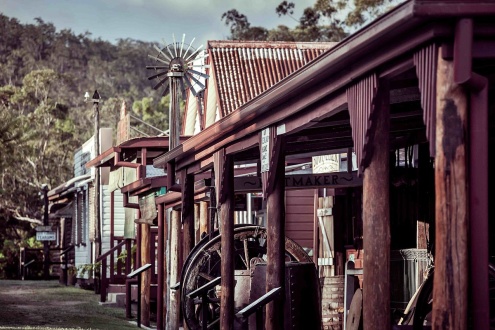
[92,90,100,103]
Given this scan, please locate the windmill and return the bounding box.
[147,34,209,149]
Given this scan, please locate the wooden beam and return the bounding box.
[140,145,151,327]
[168,210,181,329]
[432,47,468,330]
[194,203,200,243]
[283,92,347,135]
[167,161,175,189]
[452,18,489,329]
[140,221,151,327]
[181,170,195,269]
[214,149,235,329]
[225,133,259,155]
[262,127,286,330]
[199,201,208,240]
[362,80,390,330]
[156,203,166,330]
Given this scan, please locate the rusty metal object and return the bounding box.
[180,225,312,330]
[346,288,363,330]
[248,262,322,330]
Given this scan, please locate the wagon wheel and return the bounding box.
[180,225,312,330]
[412,262,495,329]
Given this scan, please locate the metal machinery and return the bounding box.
[180,225,322,329]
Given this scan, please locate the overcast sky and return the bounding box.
[1,0,315,47]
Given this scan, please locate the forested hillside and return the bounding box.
[0,13,168,276]
[0,0,399,277]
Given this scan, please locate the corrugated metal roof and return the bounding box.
[207,41,336,118]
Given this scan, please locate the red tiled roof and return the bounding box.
[207,41,335,117]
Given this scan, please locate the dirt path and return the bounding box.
[0,280,138,330]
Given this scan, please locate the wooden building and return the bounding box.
[73,1,495,329]
[47,128,114,285]
[149,1,495,329]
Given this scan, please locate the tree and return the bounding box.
[131,95,179,136]
[222,0,405,42]
[0,13,173,278]
[221,10,269,41]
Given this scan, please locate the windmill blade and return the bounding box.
[178,77,187,101]
[161,82,170,96]
[153,44,172,62]
[162,38,175,59]
[153,76,169,90]
[148,71,168,80]
[183,75,197,97]
[187,68,209,80]
[196,93,204,130]
[172,34,178,57]
[185,44,203,62]
[179,34,185,58]
[187,53,209,64]
[148,54,169,65]
[186,72,206,91]
[183,37,195,59]
[188,64,211,69]
[147,65,169,70]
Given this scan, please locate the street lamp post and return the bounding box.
[41,184,49,280]
[86,90,102,258]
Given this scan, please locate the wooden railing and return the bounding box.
[235,287,283,330]
[126,263,152,327]
[96,238,133,302]
[186,277,221,330]
[20,246,73,280]
[60,245,74,286]
[97,227,158,305]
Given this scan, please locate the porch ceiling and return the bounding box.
[86,136,187,169]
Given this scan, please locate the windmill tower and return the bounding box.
[147,34,209,149]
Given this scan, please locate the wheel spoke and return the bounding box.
[243,239,250,271]
[181,225,310,330]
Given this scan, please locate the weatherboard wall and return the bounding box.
[285,189,315,250]
[101,187,125,254]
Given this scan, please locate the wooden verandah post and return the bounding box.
[348,74,390,330]
[167,209,181,330]
[182,170,195,270]
[140,221,151,327]
[260,126,285,330]
[362,81,390,330]
[432,45,469,330]
[139,148,151,327]
[156,202,167,330]
[214,148,235,329]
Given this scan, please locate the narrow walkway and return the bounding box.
[0,280,138,330]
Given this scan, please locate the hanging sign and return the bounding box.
[260,128,270,173]
[36,231,56,241]
[312,154,340,174]
[234,171,362,192]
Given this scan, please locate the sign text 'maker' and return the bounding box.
[235,171,362,192]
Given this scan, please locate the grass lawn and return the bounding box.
[0,280,139,330]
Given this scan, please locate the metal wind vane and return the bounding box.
[147,34,209,149]
[147,34,209,99]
